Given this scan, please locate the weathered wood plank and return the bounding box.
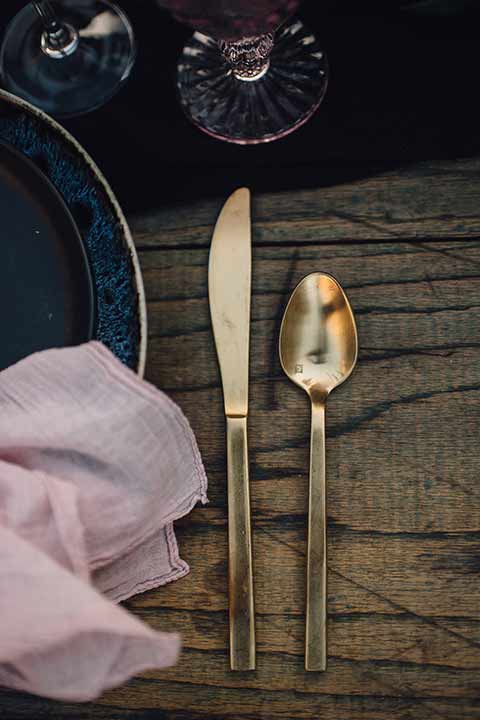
[2,180,479,720]
[57,234,475,720]
[2,686,479,720]
[142,242,480,535]
[131,159,480,247]
[129,515,480,620]
[99,681,479,720]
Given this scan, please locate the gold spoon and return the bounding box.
[279,272,358,671]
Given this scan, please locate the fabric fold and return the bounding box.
[0,341,207,701]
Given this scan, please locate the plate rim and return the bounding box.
[0,88,148,378]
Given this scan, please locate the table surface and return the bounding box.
[2,157,479,719]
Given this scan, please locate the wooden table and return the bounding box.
[3,158,480,719]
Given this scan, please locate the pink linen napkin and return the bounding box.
[0,341,207,702]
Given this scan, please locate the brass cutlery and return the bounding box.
[209,188,255,671]
[208,190,357,674]
[279,273,358,671]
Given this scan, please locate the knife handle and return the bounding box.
[226,416,256,671]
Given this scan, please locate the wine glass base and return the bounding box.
[0,1,136,118]
[177,19,329,145]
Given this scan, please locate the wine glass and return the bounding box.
[0,1,136,118]
[157,0,328,144]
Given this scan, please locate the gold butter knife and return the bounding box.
[209,188,255,671]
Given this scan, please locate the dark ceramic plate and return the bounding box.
[0,90,147,375]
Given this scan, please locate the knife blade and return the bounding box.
[209,187,255,671]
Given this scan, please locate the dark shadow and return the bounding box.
[1,0,478,215]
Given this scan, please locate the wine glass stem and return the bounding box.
[219,34,274,82]
[32,1,79,58]
[32,1,60,32]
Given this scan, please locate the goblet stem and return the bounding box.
[219,33,274,81]
[32,1,58,30]
[32,1,79,58]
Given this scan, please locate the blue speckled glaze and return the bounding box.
[0,104,140,370]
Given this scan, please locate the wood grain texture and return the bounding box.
[2,164,480,719]
[132,157,480,248]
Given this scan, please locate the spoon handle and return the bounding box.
[306,400,327,671]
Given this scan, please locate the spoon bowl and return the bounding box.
[279,272,358,671]
[279,272,358,400]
